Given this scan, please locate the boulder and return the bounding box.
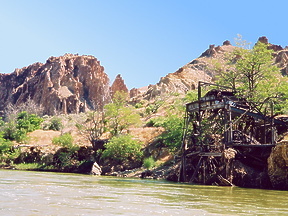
[268,141,288,190]
[90,162,102,175]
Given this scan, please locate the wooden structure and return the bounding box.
[178,81,287,185]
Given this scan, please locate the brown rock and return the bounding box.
[110,74,129,97]
[258,36,269,44]
[223,40,231,45]
[0,54,111,115]
[268,141,288,190]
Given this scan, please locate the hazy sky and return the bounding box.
[0,0,287,89]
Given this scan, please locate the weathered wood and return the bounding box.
[189,156,203,183]
[217,175,233,186]
[199,152,222,157]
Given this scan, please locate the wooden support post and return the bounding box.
[203,159,206,184]
[271,101,275,145]
[228,103,233,145]
[189,156,203,183]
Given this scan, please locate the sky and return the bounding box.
[0,0,287,89]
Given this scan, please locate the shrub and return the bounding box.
[0,134,13,155]
[16,111,43,132]
[143,157,155,169]
[48,117,63,131]
[2,111,43,143]
[102,135,143,163]
[52,133,79,151]
[157,115,184,152]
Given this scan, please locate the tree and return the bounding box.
[76,110,106,150]
[1,111,43,142]
[104,91,141,136]
[215,36,288,113]
[102,134,143,163]
[151,98,185,152]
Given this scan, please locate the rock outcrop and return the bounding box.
[110,74,129,97]
[0,54,111,115]
[141,41,236,100]
[268,141,288,190]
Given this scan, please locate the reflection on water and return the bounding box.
[0,170,287,215]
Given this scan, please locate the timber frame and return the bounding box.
[178,81,287,185]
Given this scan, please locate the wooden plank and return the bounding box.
[199,152,222,157]
[232,144,275,147]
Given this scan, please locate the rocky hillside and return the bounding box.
[1,37,287,116]
[0,54,128,116]
[140,37,288,100]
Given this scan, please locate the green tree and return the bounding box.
[0,133,13,155]
[152,98,185,152]
[104,91,141,136]
[215,36,288,113]
[16,111,43,132]
[102,134,143,163]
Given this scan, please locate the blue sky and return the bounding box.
[0,0,287,89]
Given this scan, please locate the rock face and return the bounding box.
[110,74,129,97]
[141,41,236,100]
[0,54,111,115]
[268,141,288,190]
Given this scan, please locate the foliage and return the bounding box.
[184,90,198,103]
[134,101,144,109]
[104,91,141,136]
[144,95,170,116]
[16,111,43,132]
[0,132,21,164]
[0,133,13,155]
[0,117,4,127]
[78,110,106,146]
[149,99,185,152]
[145,99,164,115]
[52,133,79,151]
[143,156,155,169]
[52,133,80,170]
[47,116,63,131]
[1,111,43,143]
[158,115,184,152]
[102,134,143,163]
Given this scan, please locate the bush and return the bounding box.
[16,111,43,132]
[143,157,155,169]
[157,115,184,152]
[102,135,143,163]
[48,117,63,131]
[0,134,13,155]
[52,133,79,151]
[2,111,43,143]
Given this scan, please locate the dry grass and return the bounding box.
[128,127,164,146]
[27,130,61,146]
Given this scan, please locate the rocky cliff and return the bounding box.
[0,54,129,116]
[139,37,288,100]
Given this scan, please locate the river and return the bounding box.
[0,170,287,216]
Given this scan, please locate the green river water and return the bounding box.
[0,169,287,215]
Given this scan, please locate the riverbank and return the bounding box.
[1,131,288,190]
